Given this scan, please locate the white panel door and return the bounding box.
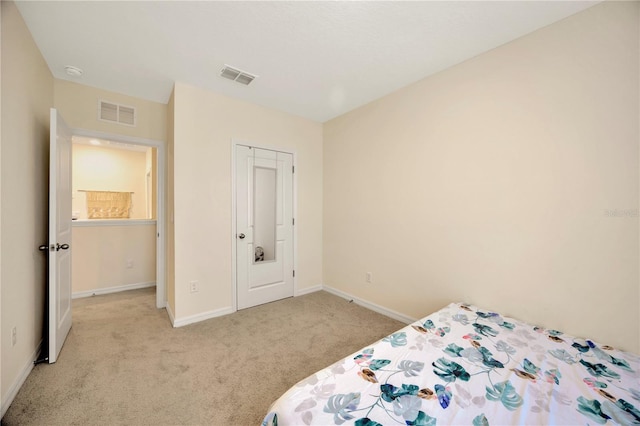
[48,108,73,363]
[236,145,293,309]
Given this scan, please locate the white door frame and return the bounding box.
[231,139,297,312]
[72,128,167,309]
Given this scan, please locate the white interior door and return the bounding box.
[48,108,73,363]
[236,145,294,309]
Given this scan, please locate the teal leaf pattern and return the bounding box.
[572,341,590,353]
[616,399,640,423]
[611,356,634,372]
[323,393,361,425]
[477,311,499,319]
[264,302,639,426]
[443,343,464,358]
[423,320,435,330]
[433,357,471,382]
[473,413,490,426]
[380,383,419,402]
[261,412,278,426]
[584,377,607,389]
[576,397,609,424]
[435,384,452,409]
[579,359,621,379]
[401,384,420,395]
[354,348,374,365]
[485,381,523,411]
[380,384,399,403]
[355,418,382,426]
[478,347,504,369]
[383,332,407,347]
[500,321,515,330]
[544,369,561,385]
[369,359,391,371]
[523,359,540,375]
[407,411,437,426]
[435,326,450,337]
[473,323,499,337]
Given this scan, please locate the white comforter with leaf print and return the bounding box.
[263,303,640,426]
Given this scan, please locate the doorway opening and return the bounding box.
[71,130,166,309]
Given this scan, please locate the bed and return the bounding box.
[262,302,640,425]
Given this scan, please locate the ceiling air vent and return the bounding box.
[98,100,136,127]
[220,65,257,86]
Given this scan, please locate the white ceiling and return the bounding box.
[16,1,599,123]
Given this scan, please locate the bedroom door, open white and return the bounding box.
[48,108,73,363]
[236,145,294,310]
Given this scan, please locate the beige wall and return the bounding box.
[72,223,156,295]
[324,1,639,353]
[171,82,323,320]
[54,79,167,142]
[72,143,149,220]
[1,0,53,412]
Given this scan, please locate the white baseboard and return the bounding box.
[168,284,406,328]
[322,285,416,324]
[295,284,323,296]
[72,281,156,299]
[1,341,42,418]
[171,306,234,328]
[169,285,321,328]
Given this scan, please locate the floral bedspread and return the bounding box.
[262,302,640,425]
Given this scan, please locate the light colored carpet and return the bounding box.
[2,288,404,425]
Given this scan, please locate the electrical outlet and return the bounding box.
[189,280,199,293]
[11,327,17,346]
[366,272,372,284]
[126,259,134,269]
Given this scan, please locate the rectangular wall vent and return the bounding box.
[220,65,257,86]
[98,100,137,126]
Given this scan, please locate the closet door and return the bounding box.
[236,145,294,309]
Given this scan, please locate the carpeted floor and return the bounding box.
[2,288,404,425]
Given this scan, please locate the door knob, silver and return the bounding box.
[56,243,70,251]
[238,233,245,239]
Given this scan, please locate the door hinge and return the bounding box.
[292,165,295,174]
[292,218,295,226]
[293,270,295,277]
